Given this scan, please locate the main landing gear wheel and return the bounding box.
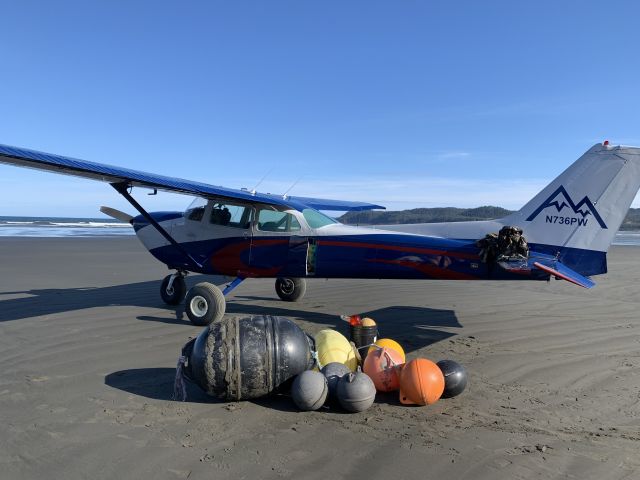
[160,274,186,305]
[275,277,307,302]
[185,282,226,326]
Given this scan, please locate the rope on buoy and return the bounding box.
[311,350,322,370]
[173,355,187,402]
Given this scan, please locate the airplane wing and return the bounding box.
[0,143,385,212]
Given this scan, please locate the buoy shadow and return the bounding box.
[104,368,213,404]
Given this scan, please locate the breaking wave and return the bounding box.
[0,216,133,237]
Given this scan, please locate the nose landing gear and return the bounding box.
[160,272,187,305]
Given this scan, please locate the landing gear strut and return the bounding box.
[160,272,187,305]
[275,277,307,302]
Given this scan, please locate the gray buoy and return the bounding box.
[436,359,468,398]
[336,371,376,413]
[291,371,328,411]
[321,362,351,399]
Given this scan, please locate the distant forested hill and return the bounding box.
[339,206,640,230]
[621,208,640,230]
[339,206,514,225]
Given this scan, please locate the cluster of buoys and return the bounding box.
[287,315,468,412]
[287,325,378,413]
[176,314,467,412]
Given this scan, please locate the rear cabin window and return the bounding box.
[302,208,337,228]
[257,209,301,232]
[210,203,252,229]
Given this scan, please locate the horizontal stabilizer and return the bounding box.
[533,260,596,289]
[100,206,133,223]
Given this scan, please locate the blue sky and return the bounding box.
[1,1,640,217]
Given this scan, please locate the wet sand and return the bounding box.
[1,237,639,479]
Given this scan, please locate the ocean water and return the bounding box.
[1,216,640,245]
[612,231,640,246]
[0,216,132,237]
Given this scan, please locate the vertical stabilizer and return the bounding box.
[504,143,640,253]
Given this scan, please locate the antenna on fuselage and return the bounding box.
[281,176,302,199]
[250,168,274,195]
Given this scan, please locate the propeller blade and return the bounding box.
[100,206,134,224]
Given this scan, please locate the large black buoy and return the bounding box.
[436,359,468,398]
[181,315,314,401]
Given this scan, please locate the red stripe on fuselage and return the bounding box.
[210,238,288,277]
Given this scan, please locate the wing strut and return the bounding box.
[111,182,203,270]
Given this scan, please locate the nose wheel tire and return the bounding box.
[185,282,226,326]
[160,274,186,305]
[275,277,306,302]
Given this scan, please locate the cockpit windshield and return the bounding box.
[302,208,338,229]
[185,197,207,222]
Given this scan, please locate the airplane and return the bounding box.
[1,141,639,326]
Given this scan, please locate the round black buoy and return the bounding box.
[291,371,328,411]
[180,315,314,401]
[336,371,376,413]
[321,362,351,399]
[436,359,468,398]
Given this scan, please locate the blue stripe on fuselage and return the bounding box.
[145,231,606,280]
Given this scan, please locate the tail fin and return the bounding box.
[503,142,640,274]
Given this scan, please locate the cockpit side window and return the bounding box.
[210,203,252,229]
[257,209,301,232]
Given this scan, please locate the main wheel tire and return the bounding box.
[185,282,226,326]
[160,274,186,305]
[275,277,307,302]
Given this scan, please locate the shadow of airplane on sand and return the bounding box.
[0,275,219,323]
[1,277,462,404]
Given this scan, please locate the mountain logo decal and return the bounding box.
[526,185,607,229]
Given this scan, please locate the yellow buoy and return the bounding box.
[361,317,377,326]
[368,338,406,362]
[315,329,358,371]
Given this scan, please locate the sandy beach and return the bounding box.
[1,236,639,479]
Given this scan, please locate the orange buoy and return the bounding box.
[399,358,445,405]
[362,347,404,392]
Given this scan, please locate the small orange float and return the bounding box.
[399,358,445,405]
